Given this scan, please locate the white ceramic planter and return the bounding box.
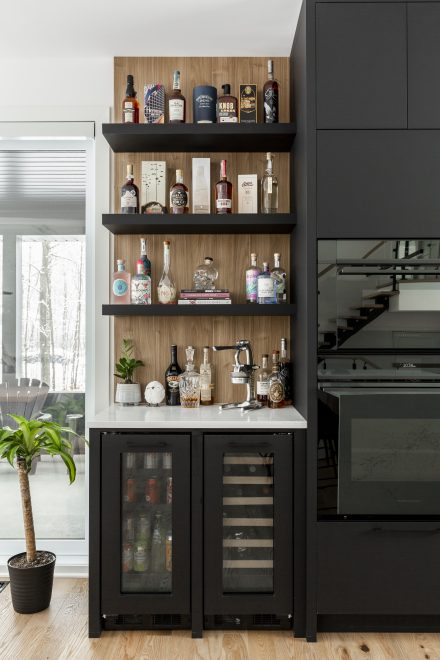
[115,383,141,406]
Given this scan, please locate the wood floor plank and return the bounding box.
[2,580,440,660]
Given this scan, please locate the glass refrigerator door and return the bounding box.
[222,453,274,593]
[120,451,173,593]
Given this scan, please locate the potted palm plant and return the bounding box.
[114,338,144,405]
[0,414,76,614]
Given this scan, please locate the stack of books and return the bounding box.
[178,289,231,305]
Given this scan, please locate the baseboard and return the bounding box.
[318,614,440,632]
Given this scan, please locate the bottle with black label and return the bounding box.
[279,337,292,404]
[122,74,139,123]
[217,84,238,123]
[165,345,182,406]
[263,60,279,123]
[168,70,186,123]
[169,169,189,214]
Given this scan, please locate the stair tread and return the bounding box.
[341,316,368,321]
[363,290,399,300]
[351,304,385,310]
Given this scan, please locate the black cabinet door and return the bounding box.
[203,433,293,617]
[318,522,440,614]
[316,3,407,129]
[101,433,191,615]
[317,130,440,238]
[408,3,440,128]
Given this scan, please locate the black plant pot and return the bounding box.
[7,551,56,614]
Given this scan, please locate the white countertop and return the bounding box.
[87,404,307,429]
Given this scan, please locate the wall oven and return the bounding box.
[317,239,440,519]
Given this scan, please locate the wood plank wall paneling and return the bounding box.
[112,57,291,404]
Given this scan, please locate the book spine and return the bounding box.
[180,293,230,299]
[178,299,232,305]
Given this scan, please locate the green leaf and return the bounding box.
[58,450,77,484]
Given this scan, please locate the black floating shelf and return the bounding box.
[103,213,296,235]
[102,123,296,153]
[102,304,296,317]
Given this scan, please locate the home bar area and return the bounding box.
[88,0,440,644]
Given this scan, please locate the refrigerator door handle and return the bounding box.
[126,441,168,448]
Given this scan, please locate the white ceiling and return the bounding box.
[0,0,301,58]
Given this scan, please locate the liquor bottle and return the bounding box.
[268,350,285,409]
[279,337,292,405]
[257,354,270,406]
[263,59,279,123]
[218,84,238,122]
[271,253,287,303]
[170,169,189,214]
[168,70,186,123]
[165,345,182,406]
[112,259,131,304]
[245,253,261,304]
[139,237,151,278]
[257,262,276,304]
[200,346,213,405]
[131,259,152,305]
[261,152,278,214]
[179,346,201,408]
[122,74,139,124]
[121,164,139,214]
[215,160,233,214]
[157,241,177,304]
[150,513,165,573]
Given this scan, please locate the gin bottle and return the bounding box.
[139,238,151,277]
[157,241,177,304]
[112,259,131,304]
[261,152,278,214]
[131,259,151,305]
[257,262,276,304]
[245,253,261,304]
[271,252,287,303]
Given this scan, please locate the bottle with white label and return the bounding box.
[257,354,270,406]
[271,252,287,303]
[112,260,131,304]
[215,160,233,214]
[170,169,189,214]
[168,70,186,123]
[131,259,151,305]
[121,163,139,214]
[157,241,177,304]
[200,346,213,405]
[257,262,276,304]
[261,152,278,214]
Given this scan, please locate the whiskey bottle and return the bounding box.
[157,240,177,304]
[279,337,292,405]
[215,160,232,214]
[268,350,285,409]
[257,262,276,304]
[131,259,152,305]
[139,238,151,278]
[168,70,186,123]
[165,345,182,406]
[245,253,261,303]
[199,347,213,405]
[271,253,286,303]
[112,260,131,304]
[218,84,238,122]
[257,354,270,405]
[263,60,279,123]
[170,169,189,214]
[122,74,139,123]
[261,152,278,214]
[121,164,139,214]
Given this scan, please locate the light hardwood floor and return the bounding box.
[0,579,439,660]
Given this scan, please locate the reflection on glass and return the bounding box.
[222,453,274,593]
[121,451,172,593]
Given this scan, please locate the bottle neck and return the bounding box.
[263,263,269,273]
[274,255,280,268]
[170,346,177,364]
[266,160,273,175]
[126,85,136,98]
[163,248,170,272]
[173,72,181,91]
[117,263,125,272]
[262,357,268,370]
[203,349,209,365]
[220,160,227,180]
[140,238,147,256]
[176,172,183,184]
[280,339,287,360]
[250,255,257,267]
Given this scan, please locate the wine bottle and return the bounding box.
[165,345,182,406]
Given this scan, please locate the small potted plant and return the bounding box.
[115,338,144,405]
[0,414,76,614]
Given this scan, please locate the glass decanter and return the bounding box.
[157,240,177,304]
[193,257,218,291]
[179,346,201,408]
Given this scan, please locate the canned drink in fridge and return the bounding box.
[145,477,160,504]
[165,534,172,572]
[133,543,148,572]
[122,542,134,573]
[124,477,136,503]
[162,452,172,470]
[125,452,136,470]
[166,476,173,504]
[137,512,151,544]
[123,514,135,542]
[144,452,160,470]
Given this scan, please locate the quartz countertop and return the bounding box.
[87,404,307,430]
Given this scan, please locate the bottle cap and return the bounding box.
[117,259,124,265]
[127,74,134,84]
[164,240,170,246]
[176,169,183,182]
[266,152,272,161]
[274,252,280,258]
[222,84,231,95]
[267,59,274,74]
[204,257,213,263]
[262,261,268,268]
